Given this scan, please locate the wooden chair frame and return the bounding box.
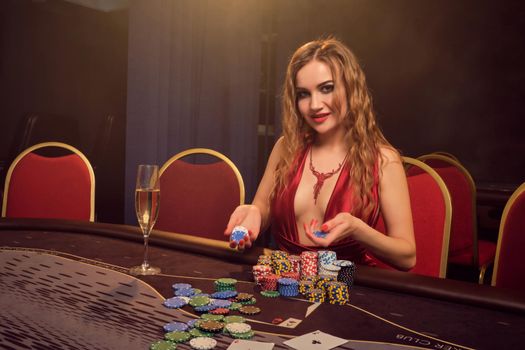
[491,182,525,287]
[2,141,95,221]
[403,156,452,278]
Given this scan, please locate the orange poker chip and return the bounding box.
[210,307,229,315]
[239,306,261,315]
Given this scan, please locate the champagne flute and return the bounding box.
[130,164,161,275]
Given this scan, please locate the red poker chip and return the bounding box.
[210,307,229,315]
[271,317,284,324]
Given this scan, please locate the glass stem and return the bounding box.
[142,233,150,269]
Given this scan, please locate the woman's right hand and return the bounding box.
[224,204,262,250]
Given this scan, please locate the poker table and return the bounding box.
[1,218,524,350]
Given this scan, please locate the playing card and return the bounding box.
[278,317,302,328]
[283,330,348,350]
[227,339,275,350]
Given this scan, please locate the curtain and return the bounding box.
[125,0,263,224]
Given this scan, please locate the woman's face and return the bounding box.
[295,59,347,137]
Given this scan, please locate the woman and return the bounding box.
[225,37,415,270]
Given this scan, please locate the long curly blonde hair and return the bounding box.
[273,37,393,220]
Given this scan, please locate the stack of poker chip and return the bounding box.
[316,274,337,292]
[271,250,289,261]
[298,280,315,295]
[306,288,325,303]
[326,281,350,305]
[277,277,299,297]
[252,264,272,284]
[257,254,272,266]
[300,251,318,278]
[281,271,300,281]
[272,259,292,275]
[318,250,337,266]
[230,225,249,244]
[214,278,237,292]
[288,255,302,274]
[334,259,356,289]
[225,322,254,340]
[260,273,279,291]
[318,262,341,278]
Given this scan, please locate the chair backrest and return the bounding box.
[418,154,478,264]
[2,142,95,221]
[156,148,245,241]
[431,151,460,163]
[491,182,525,291]
[402,157,452,278]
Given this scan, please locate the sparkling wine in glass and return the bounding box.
[130,164,161,275]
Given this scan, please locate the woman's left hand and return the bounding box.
[304,212,361,247]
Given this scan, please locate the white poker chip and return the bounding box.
[189,336,217,349]
[225,322,251,334]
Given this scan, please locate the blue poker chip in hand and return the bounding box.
[230,226,248,243]
[314,230,328,238]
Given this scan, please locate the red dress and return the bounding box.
[270,146,380,264]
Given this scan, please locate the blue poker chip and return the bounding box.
[211,290,238,299]
[277,278,298,285]
[333,260,353,267]
[194,304,218,312]
[163,321,189,332]
[163,297,188,309]
[211,299,232,308]
[175,288,197,297]
[187,319,199,328]
[172,283,192,291]
[314,230,328,238]
[193,293,210,297]
[230,226,248,243]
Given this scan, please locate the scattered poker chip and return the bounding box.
[235,293,253,302]
[271,317,284,324]
[189,336,217,350]
[211,299,232,308]
[224,315,245,324]
[164,330,191,343]
[163,321,189,332]
[189,296,211,307]
[314,230,328,238]
[239,297,257,305]
[175,288,197,297]
[230,330,255,339]
[260,290,280,298]
[211,290,238,299]
[187,319,199,329]
[225,322,251,334]
[189,328,214,338]
[228,302,242,311]
[238,306,261,315]
[201,313,224,322]
[150,340,178,350]
[210,307,229,315]
[198,320,224,333]
[194,304,218,312]
[163,296,188,309]
[230,226,248,244]
[172,282,192,291]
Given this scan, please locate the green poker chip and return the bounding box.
[216,278,237,285]
[189,296,210,307]
[231,330,255,339]
[228,302,242,311]
[150,340,177,350]
[200,313,224,322]
[189,328,214,338]
[261,290,280,298]
[223,315,245,324]
[165,331,191,343]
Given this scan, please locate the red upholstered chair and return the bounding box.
[491,182,525,292]
[2,142,95,221]
[418,154,496,283]
[156,148,245,241]
[373,157,452,278]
